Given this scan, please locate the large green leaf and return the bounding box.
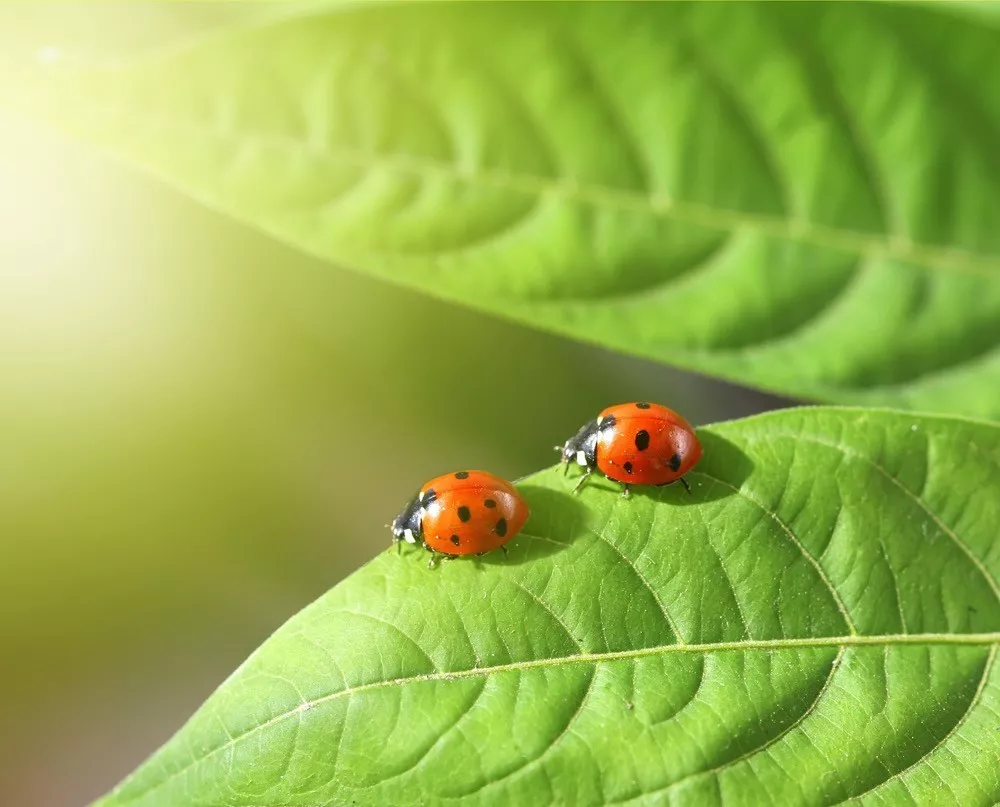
[94,407,1000,807]
[3,2,1000,418]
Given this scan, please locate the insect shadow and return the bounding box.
[686,430,756,501]
[562,429,756,507]
[475,483,588,567]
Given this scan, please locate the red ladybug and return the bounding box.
[558,402,702,497]
[391,470,529,568]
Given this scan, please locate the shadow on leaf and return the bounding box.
[685,429,757,501]
[477,483,588,566]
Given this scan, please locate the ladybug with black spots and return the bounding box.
[558,402,702,497]
[390,470,530,568]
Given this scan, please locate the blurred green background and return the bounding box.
[0,5,787,806]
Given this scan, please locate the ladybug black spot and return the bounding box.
[634,430,650,451]
[669,453,682,472]
[484,498,497,509]
[450,534,461,546]
[455,471,470,479]
[624,461,634,474]
[636,402,651,409]
[422,488,438,504]
[495,518,508,537]
[457,506,471,523]
[598,413,617,431]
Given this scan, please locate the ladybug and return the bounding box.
[390,470,530,568]
[558,402,702,497]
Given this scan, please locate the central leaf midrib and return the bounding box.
[112,631,999,807]
[43,103,1000,281]
[322,632,1000,695]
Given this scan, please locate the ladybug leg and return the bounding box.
[620,483,631,498]
[679,477,692,495]
[554,447,570,476]
[572,468,593,494]
[501,545,509,560]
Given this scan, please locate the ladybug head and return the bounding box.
[390,486,437,545]
[557,417,602,469]
[390,496,422,545]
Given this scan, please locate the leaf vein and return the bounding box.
[47,113,1000,280]
[835,644,997,804]
[748,430,1000,605]
[451,665,599,799]
[613,646,846,805]
[587,525,686,645]
[690,470,859,636]
[110,633,1000,807]
[366,677,490,789]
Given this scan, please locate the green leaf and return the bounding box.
[93,407,1000,807]
[3,2,1000,418]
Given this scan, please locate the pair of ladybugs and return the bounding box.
[390,402,703,567]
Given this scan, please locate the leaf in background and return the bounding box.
[92,408,1000,807]
[3,3,1000,418]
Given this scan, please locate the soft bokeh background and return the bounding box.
[0,5,789,806]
